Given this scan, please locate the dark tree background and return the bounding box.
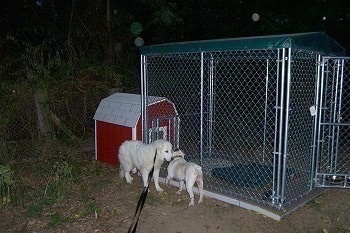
[1,0,349,64]
[0,0,349,100]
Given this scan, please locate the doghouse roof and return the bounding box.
[93,93,171,127]
[140,32,345,56]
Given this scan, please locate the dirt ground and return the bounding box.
[1,151,350,233]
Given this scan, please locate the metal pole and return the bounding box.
[209,54,214,158]
[321,122,350,126]
[263,59,269,162]
[330,59,341,172]
[272,49,281,204]
[200,52,204,166]
[316,57,329,178]
[280,47,292,206]
[140,55,148,143]
[310,54,322,190]
[334,59,345,172]
[275,48,287,205]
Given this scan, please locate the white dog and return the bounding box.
[166,149,204,206]
[118,139,173,192]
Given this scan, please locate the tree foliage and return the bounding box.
[0,0,349,145]
[1,0,349,85]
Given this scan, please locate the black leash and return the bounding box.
[127,151,157,233]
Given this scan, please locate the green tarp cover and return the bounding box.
[140,32,345,56]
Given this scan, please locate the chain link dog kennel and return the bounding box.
[139,32,349,219]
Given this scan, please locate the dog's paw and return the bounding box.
[188,197,195,206]
[156,187,164,192]
[125,177,133,184]
[125,173,134,183]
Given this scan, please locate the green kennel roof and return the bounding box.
[140,32,345,56]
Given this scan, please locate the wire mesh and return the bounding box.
[315,57,350,188]
[281,51,319,206]
[142,47,350,210]
[142,49,283,208]
[0,80,110,162]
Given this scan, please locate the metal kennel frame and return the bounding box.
[314,57,350,188]
[139,32,349,215]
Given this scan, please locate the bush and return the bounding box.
[0,165,16,207]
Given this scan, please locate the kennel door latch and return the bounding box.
[309,105,316,116]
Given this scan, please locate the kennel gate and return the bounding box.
[313,57,350,188]
[139,33,347,216]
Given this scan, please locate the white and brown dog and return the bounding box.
[166,149,204,206]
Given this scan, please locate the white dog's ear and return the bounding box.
[153,139,164,150]
[156,148,161,156]
[180,150,185,158]
[173,149,185,158]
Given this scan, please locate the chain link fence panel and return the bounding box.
[141,47,349,210]
[315,57,350,188]
[0,80,112,163]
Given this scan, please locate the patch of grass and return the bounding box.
[94,179,110,192]
[308,198,324,214]
[327,211,349,233]
[145,192,159,206]
[144,187,183,207]
[26,203,44,217]
[0,141,18,163]
[48,212,69,228]
[212,205,223,216]
[44,161,73,200]
[82,160,106,178]
[0,165,17,207]
[83,200,100,218]
[42,196,57,206]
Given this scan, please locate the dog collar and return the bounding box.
[170,155,183,161]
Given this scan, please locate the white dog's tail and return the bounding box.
[194,164,202,171]
[194,164,203,179]
[194,165,204,193]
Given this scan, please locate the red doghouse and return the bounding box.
[93,93,178,165]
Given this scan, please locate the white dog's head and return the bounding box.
[153,139,173,162]
[172,149,185,159]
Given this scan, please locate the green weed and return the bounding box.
[44,161,73,199]
[94,179,110,192]
[83,200,100,218]
[48,212,69,227]
[26,203,44,217]
[0,165,17,207]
